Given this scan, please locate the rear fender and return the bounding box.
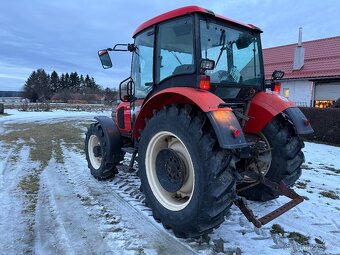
[94,116,124,163]
[283,108,314,134]
[244,91,313,134]
[133,87,248,149]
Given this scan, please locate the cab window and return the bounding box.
[156,17,194,83]
[132,29,154,99]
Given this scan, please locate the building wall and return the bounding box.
[279,80,312,107]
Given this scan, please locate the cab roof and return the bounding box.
[133,5,261,37]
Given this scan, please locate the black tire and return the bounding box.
[138,105,237,238]
[238,116,304,201]
[85,122,118,180]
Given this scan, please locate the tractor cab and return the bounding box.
[99,6,264,105]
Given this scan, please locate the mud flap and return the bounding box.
[207,110,248,150]
[283,107,314,135]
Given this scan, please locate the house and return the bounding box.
[263,33,340,108]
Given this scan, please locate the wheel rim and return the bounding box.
[145,131,195,211]
[88,135,102,170]
[243,132,272,183]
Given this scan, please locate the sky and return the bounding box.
[1,0,340,91]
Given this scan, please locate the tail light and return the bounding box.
[274,82,281,93]
[199,75,210,90]
[233,129,241,138]
[304,119,310,126]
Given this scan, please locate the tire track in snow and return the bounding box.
[0,145,37,254]
[0,147,13,191]
[61,147,197,255]
[35,160,114,255]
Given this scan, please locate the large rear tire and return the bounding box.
[85,122,118,180]
[138,105,237,238]
[238,116,304,201]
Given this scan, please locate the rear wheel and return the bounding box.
[85,122,118,180]
[238,116,304,201]
[138,105,237,238]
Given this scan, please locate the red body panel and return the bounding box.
[116,102,131,134]
[243,91,296,133]
[132,87,231,138]
[133,5,258,37]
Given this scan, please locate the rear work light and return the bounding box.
[199,75,211,90]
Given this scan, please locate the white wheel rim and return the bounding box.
[88,135,102,170]
[145,131,195,211]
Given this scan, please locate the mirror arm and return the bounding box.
[110,43,136,52]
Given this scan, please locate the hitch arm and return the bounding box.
[234,180,304,228]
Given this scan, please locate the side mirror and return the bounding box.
[235,34,253,49]
[119,77,135,102]
[272,70,285,80]
[98,49,112,69]
[200,59,215,73]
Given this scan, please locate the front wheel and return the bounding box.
[85,122,118,180]
[238,116,304,201]
[138,105,237,238]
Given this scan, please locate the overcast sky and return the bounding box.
[1,0,340,91]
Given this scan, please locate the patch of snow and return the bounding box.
[0,112,339,254]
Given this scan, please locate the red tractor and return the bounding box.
[85,6,313,238]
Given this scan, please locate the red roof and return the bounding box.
[263,36,340,80]
[133,5,259,37]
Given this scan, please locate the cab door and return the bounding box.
[130,28,155,127]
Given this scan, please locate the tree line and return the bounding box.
[23,68,117,103]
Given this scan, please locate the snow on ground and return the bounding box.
[0,110,339,255]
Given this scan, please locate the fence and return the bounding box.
[299,107,340,146]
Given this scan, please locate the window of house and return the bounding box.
[283,88,289,98]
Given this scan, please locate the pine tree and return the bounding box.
[80,74,85,92]
[60,73,66,90]
[84,75,91,88]
[22,68,51,101]
[50,71,60,92]
[35,68,51,100]
[64,73,70,89]
[69,72,81,91]
[23,70,39,102]
[90,77,100,90]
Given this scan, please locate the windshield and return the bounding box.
[200,20,263,92]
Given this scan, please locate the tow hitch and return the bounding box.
[234,177,304,228]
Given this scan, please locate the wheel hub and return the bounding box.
[93,145,102,157]
[241,133,272,182]
[156,148,185,193]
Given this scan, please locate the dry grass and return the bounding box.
[18,174,40,213]
[0,119,89,219]
[270,224,285,236]
[287,232,310,245]
[295,181,307,189]
[319,191,339,200]
[0,120,86,168]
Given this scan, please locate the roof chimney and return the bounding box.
[293,27,305,70]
